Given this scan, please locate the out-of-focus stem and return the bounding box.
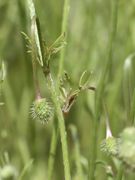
[69,125,83,179]
[58,0,70,81]
[48,120,59,180]
[116,164,123,180]
[89,0,119,179]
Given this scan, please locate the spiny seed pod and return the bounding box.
[100,137,119,156]
[118,127,135,171]
[30,98,54,124]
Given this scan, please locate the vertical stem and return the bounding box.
[31,20,41,99]
[28,0,71,178]
[131,88,135,125]
[88,117,99,180]
[46,73,71,180]
[58,0,70,80]
[69,125,83,179]
[48,120,59,180]
[31,54,41,99]
[48,0,70,179]
[17,0,31,84]
[75,143,83,179]
[89,0,119,179]
[116,164,123,180]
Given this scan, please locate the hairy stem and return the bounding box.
[28,0,71,178]
[48,0,70,178]
[45,73,71,180]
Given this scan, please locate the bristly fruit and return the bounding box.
[118,127,135,170]
[30,98,54,124]
[100,137,119,156]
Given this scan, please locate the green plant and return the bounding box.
[89,0,119,179]
[30,98,54,124]
[26,0,71,179]
[1,0,135,179]
[0,61,6,106]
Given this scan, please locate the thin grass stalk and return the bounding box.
[58,0,70,80]
[89,0,119,179]
[131,88,135,125]
[18,159,33,180]
[116,164,123,180]
[69,125,83,179]
[17,0,30,81]
[48,119,59,180]
[123,55,134,124]
[31,18,41,99]
[74,137,83,179]
[123,54,135,125]
[17,0,28,60]
[74,142,83,179]
[48,0,70,178]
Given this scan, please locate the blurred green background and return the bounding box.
[1,0,135,179]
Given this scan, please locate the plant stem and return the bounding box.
[45,73,71,180]
[31,19,41,99]
[131,88,135,125]
[116,164,123,180]
[88,117,98,180]
[89,0,119,179]
[69,125,83,179]
[47,0,70,179]
[75,141,83,180]
[48,120,59,180]
[58,0,70,80]
[28,0,71,178]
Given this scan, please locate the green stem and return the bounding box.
[75,143,83,179]
[46,73,71,180]
[47,1,70,178]
[48,120,59,180]
[69,125,83,179]
[31,19,41,99]
[28,0,71,178]
[89,0,119,179]
[58,0,70,80]
[131,88,135,125]
[116,164,123,180]
[88,117,99,180]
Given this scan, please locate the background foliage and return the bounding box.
[1,0,135,179]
